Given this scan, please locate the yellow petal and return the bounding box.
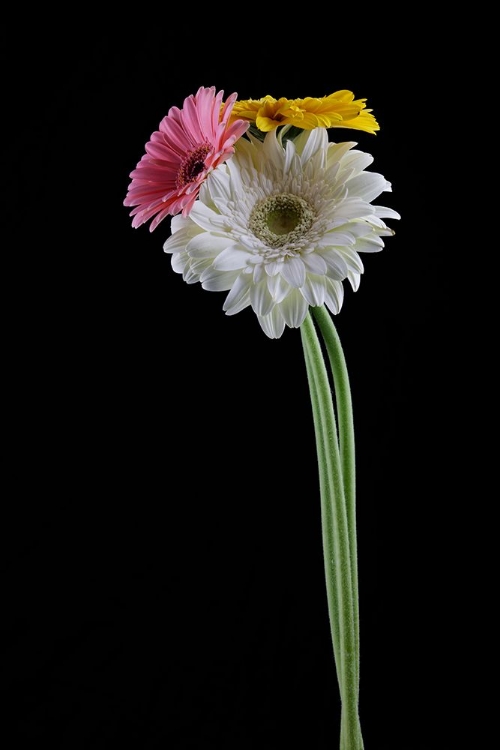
[228,91,379,134]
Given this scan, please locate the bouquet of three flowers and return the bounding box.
[124,85,400,749]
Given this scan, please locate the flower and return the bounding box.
[163,127,400,338]
[228,90,379,133]
[123,86,249,231]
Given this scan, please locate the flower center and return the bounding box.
[176,144,211,188]
[249,193,315,248]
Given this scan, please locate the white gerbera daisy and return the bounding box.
[163,127,400,338]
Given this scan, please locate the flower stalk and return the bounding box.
[312,305,360,692]
[300,308,363,750]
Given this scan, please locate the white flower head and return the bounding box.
[163,127,400,338]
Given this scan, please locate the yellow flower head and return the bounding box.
[229,90,379,134]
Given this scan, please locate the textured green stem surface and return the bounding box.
[301,330,342,690]
[312,305,360,692]
[300,309,363,750]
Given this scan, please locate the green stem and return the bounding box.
[312,305,360,693]
[301,330,342,691]
[300,311,363,750]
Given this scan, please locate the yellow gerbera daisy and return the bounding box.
[229,90,379,134]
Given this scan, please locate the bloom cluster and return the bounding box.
[124,87,399,338]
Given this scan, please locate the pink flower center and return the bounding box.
[176,143,212,188]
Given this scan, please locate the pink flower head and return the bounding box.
[124,86,249,231]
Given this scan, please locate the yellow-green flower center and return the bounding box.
[249,193,315,248]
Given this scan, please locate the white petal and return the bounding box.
[334,199,375,221]
[187,232,231,259]
[316,249,348,279]
[347,271,361,291]
[224,291,251,316]
[200,268,239,292]
[264,261,282,277]
[373,206,401,220]
[206,165,232,204]
[341,151,374,174]
[189,201,229,231]
[354,235,385,253]
[366,215,396,231]
[250,280,275,316]
[184,265,203,284]
[212,245,251,271]
[280,256,306,288]
[171,250,189,274]
[302,275,327,306]
[316,230,356,248]
[324,161,340,183]
[227,156,246,196]
[258,307,286,339]
[279,289,309,328]
[327,141,357,166]
[299,127,328,166]
[324,278,344,314]
[190,257,213,278]
[263,129,286,171]
[224,293,251,315]
[164,226,198,254]
[330,183,348,203]
[223,273,253,313]
[283,138,296,173]
[267,273,291,303]
[338,246,364,274]
[252,263,266,283]
[346,172,391,202]
[233,135,255,162]
[337,221,374,239]
[301,253,328,275]
[170,214,192,234]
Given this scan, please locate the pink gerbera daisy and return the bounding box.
[123,86,249,231]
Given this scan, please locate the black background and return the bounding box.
[3,15,457,750]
